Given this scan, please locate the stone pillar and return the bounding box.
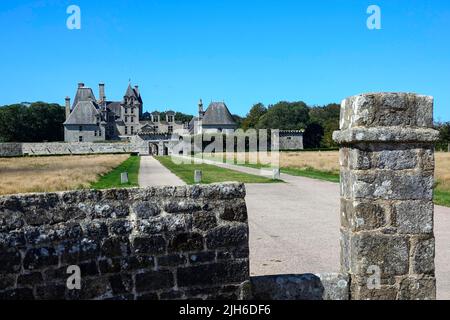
[333,93,439,300]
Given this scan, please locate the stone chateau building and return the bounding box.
[63,82,303,153]
[64,82,186,143]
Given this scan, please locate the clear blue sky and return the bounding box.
[0,0,449,121]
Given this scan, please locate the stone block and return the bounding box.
[135,270,174,292]
[131,235,166,255]
[410,237,435,275]
[397,276,436,300]
[351,171,434,200]
[23,247,59,271]
[394,201,433,234]
[168,232,204,253]
[177,261,249,287]
[192,212,217,231]
[206,225,248,249]
[339,93,433,130]
[157,253,187,268]
[350,233,409,276]
[219,201,248,223]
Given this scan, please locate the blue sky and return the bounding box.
[0,0,449,120]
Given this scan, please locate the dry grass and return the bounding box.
[0,155,129,196]
[435,152,450,192]
[207,151,450,192]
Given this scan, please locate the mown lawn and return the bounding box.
[91,155,140,189]
[155,156,281,185]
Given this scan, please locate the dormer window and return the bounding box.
[168,115,174,123]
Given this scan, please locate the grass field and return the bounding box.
[90,155,140,189]
[198,151,450,207]
[156,156,281,185]
[0,154,129,195]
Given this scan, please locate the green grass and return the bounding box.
[434,189,450,207]
[156,156,282,185]
[280,167,340,183]
[91,155,140,189]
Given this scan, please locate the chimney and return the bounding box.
[198,99,204,119]
[78,82,85,88]
[99,83,105,102]
[65,97,71,120]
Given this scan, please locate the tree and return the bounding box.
[308,103,340,148]
[435,122,450,151]
[0,102,65,142]
[175,112,194,123]
[241,103,267,130]
[303,122,324,149]
[256,101,309,130]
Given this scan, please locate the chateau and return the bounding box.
[63,83,187,142]
[63,82,303,153]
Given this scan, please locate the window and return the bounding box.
[125,126,128,135]
[125,116,128,122]
[79,126,82,132]
[99,130,102,137]
[94,131,97,136]
[131,116,135,123]
[79,136,83,142]
[131,126,134,135]
[168,115,174,123]
[168,126,173,134]
[154,126,159,132]
[125,108,128,114]
[131,108,134,114]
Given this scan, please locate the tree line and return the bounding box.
[0,102,65,142]
[238,101,340,149]
[1,101,449,151]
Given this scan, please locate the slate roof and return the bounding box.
[72,87,97,110]
[125,84,137,98]
[202,102,236,126]
[124,84,143,103]
[64,101,100,125]
[106,101,122,117]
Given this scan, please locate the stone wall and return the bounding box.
[0,142,147,157]
[279,131,304,150]
[0,143,23,157]
[333,93,439,300]
[0,183,250,300]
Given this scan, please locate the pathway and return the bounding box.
[138,156,185,187]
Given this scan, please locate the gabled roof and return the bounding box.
[202,102,236,126]
[64,100,100,125]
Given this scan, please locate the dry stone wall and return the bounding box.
[333,93,439,300]
[0,183,250,300]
